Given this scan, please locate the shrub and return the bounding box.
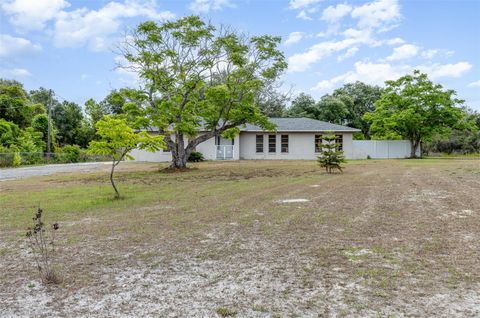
[188,151,205,162]
[25,208,62,285]
[12,152,22,167]
[59,145,81,163]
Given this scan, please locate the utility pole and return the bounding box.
[47,89,52,160]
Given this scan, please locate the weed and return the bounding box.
[25,208,62,285]
[215,307,237,317]
[252,304,268,312]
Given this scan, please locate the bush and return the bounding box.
[188,151,205,162]
[12,152,22,167]
[0,152,14,167]
[59,145,81,163]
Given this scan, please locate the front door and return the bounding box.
[216,137,234,159]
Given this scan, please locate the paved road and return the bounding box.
[0,162,110,181]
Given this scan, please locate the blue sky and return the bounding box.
[1,0,479,110]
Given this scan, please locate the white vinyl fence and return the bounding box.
[352,140,419,159]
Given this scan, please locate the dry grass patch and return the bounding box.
[1,159,480,317]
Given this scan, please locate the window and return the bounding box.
[256,134,264,153]
[315,134,323,153]
[336,134,343,151]
[268,134,276,153]
[281,135,289,153]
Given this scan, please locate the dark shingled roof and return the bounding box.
[146,117,360,132]
[241,117,360,132]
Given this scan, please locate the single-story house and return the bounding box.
[130,117,361,162]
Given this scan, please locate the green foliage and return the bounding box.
[288,93,317,118]
[12,152,22,167]
[215,307,237,317]
[52,101,84,146]
[317,134,346,173]
[188,151,205,162]
[255,82,290,117]
[0,80,45,128]
[364,70,466,158]
[84,98,109,125]
[0,119,20,147]
[59,145,81,163]
[74,119,96,149]
[316,95,350,124]
[121,16,286,168]
[332,82,383,139]
[31,113,52,150]
[288,93,351,125]
[88,116,165,197]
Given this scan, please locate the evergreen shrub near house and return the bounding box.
[317,133,346,173]
[188,151,205,162]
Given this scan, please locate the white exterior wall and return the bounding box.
[130,134,239,162]
[352,140,419,159]
[196,135,240,160]
[239,132,355,160]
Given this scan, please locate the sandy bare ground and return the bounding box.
[1,160,480,317]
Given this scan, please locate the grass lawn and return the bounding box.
[1,159,480,317]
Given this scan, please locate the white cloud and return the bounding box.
[312,61,473,92]
[2,0,175,51]
[189,0,235,14]
[284,32,305,46]
[288,28,377,72]
[0,34,42,57]
[288,39,354,72]
[312,61,406,91]
[289,0,321,10]
[386,37,405,45]
[1,0,69,31]
[421,49,439,59]
[468,80,480,88]
[52,1,175,51]
[0,68,32,77]
[386,44,419,61]
[419,62,472,79]
[321,3,352,23]
[289,0,320,20]
[337,47,358,61]
[351,0,401,31]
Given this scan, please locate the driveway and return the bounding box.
[0,162,110,181]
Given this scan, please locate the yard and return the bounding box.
[1,159,480,317]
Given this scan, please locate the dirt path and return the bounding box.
[0,162,111,181]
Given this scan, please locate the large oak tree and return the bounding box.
[119,16,287,168]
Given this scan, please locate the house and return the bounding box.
[130,117,361,162]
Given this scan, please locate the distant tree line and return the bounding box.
[1,72,478,166]
[0,79,137,166]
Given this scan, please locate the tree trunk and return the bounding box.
[170,133,188,169]
[410,139,420,158]
[110,160,120,198]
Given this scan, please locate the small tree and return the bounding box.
[317,134,346,173]
[88,116,164,198]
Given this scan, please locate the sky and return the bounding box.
[0,0,479,110]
